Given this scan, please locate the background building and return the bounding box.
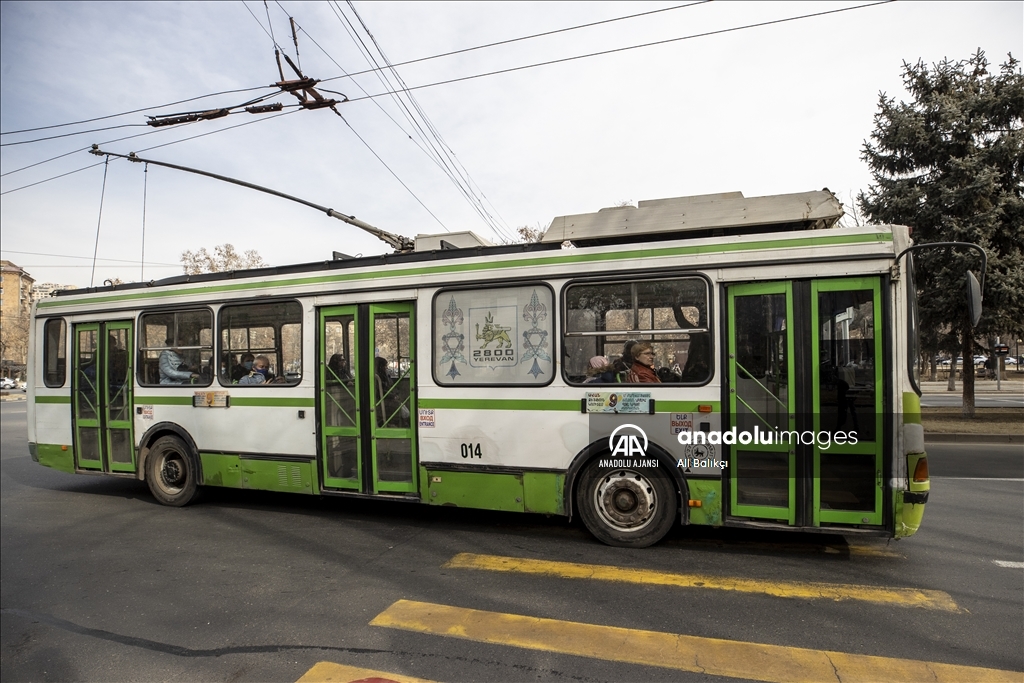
[1,260,35,379]
[32,282,77,301]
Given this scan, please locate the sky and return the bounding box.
[1,1,1021,288]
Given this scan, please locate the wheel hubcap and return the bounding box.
[595,470,656,531]
[160,456,185,489]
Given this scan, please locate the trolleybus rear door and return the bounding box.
[812,279,883,526]
[321,307,361,490]
[369,303,417,495]
[319,303,417,496]
[72,321,135,473]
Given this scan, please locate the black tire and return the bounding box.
[145,435,200,507]
[577,460,678,548]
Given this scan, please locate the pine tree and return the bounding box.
[859,50,1024,416]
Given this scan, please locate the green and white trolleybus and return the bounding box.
[27,189,939,547]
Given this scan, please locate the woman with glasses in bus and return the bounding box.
[626,342,661,383]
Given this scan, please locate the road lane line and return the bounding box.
[443,553,959,611]
[370,600,1021,683]
[296,661,438,683]
[993,560,1024,568]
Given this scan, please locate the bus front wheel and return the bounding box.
[145,436,200,507]
[577,461,677,548]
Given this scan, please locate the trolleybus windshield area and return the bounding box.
[26,190,982,547]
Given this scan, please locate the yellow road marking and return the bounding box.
[296,661,439,683]
[443,553,958,611]
[371,600,1021,683]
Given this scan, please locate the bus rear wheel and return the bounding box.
[577,461,677,548]
[145,435,200,507]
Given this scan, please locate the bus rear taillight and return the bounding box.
[913,457,929,482]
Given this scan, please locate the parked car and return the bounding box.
[0,378,16,390]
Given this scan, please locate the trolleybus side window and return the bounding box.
[43,318,67,387]
[433,284,554,386]
[219,301,302,386]
[138,309,213,386]
[563,277,711,384]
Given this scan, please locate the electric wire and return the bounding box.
[1,123,149,147]
[1,110,296,196]
[0,85,277,136]
[343,0,504,237]
[325,1,708,84]
[141,163,149,281]
[329,1,512,242]
[345,1,893,103]
[0,249,180,267]
[90,156,111,287]
[331,108,450,233]
[2,121,200,179]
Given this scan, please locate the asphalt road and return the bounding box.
[2,400,1022,682]
[920,394,1024,408]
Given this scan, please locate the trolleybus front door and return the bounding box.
[726,279,884,527]
[319,303,417,496]
[727,283,797,524]
[72,321,135,473]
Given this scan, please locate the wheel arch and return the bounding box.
[563,439,689,525]
[137,422,203,484]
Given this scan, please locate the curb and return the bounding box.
[925,433,1023,444]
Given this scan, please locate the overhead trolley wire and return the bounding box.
[0,85,277,136]
[1,249,180,267]
[328,0,513,242]
[242,1,451,234]
[1,109,297,196]
[1,123,150,147]
[324,1,709,84]
[2,121,203,179]
[344,1,893,103]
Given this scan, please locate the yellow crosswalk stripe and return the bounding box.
[371,600,1021,683]
[443,553,958,611]
[296,661,439,683]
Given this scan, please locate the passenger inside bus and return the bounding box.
[231,353,255,383]
[626,342,661,383]
[584,356,616,383]
[328,354,351,381]
[159,340,198,384]
[237,355,276,385]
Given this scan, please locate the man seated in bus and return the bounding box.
[231,353,255,383]
[237,355,274,385]
[159,339,198,384]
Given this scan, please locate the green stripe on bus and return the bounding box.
[657,401,721,413]
[134,396,193,405]
[34,395,71,404]
[419,398,580,411]
[134,395,315,408]
[37,232,893,309]
[418,398,721,413]
[229,397,315,407]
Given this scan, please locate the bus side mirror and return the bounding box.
[966,271,982,328]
